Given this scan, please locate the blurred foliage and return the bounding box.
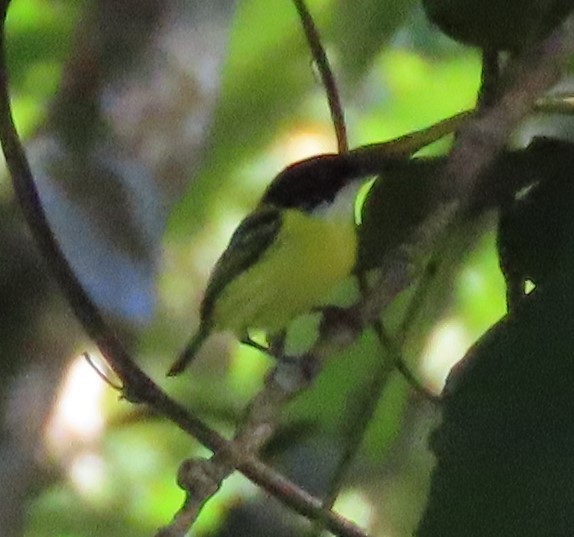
[1,0,530,535]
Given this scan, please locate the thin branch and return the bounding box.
[292,0,348,153]
[308,329,394,537]
[534,92,574,114]
[308,298,442,537]
[83,352,123,391]
[449,15,574,205]
[478,49,501,109]
[348,109,473,167]
[170,363,371,537]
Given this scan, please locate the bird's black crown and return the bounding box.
[260,154,365,211]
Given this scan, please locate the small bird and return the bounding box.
[169,153,374,376]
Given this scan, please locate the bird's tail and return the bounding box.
[168,323,211,376]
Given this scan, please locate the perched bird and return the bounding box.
[169,153,374,376]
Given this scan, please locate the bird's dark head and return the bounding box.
[259,153,367,212]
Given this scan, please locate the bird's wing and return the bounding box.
[200,207,282,320]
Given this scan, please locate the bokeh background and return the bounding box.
[0,0,540,535]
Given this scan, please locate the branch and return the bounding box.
[348,109,473,164]
[535,92,574,114]
[292,0,348,153]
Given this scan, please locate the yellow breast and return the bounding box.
[212,209,357,335]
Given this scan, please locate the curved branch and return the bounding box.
[292,0,348,153]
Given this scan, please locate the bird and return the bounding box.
[168,153,376,376]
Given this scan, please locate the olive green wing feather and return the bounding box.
[200,207,282,321]
[169,208,282,376]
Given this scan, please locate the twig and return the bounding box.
[534,92,574,114]
[307,286,443,537]
[307,323,395,537]
[292,0,348,153]
[292,4,389,532]
[478,49,501,109]
[170,357,370,537]
[450,15,574,204]
[348,109,473,167]
[83,351,123,391]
